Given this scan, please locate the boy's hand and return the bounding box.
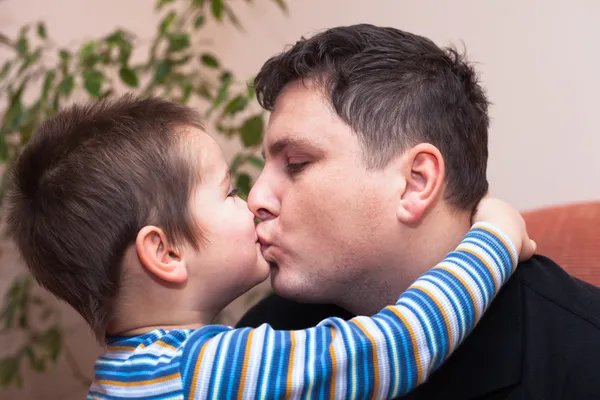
[472,196,537,262]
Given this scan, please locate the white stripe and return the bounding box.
[412,280,460,350]
[458,241,502,288]
[357,317,389,400]
[378,314,403,397]
[210,331,235,400]
[193,334,220,400]
[440,258,486,312]
[89,378,182,397]
[394,304,431,382]
[259,326,275,399]
[425,274,467,344]
[290,329,307,400]
[322,319,347,400]
[241,326,265,400]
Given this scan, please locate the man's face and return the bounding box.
[249,80,404,304]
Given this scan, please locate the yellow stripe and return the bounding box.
[284,331,296,400]
[328,329,337,400]
[236,330,255,400]
[94,372,180,387]
[479,225,517,269]
[412,284,454,353]
[106,345,135,352]
[353,320,381,400]
[458,247,499,291]
[386,306,423,384]
[137,340,178,351]
[189,342,209,398]
[438,266,480,320]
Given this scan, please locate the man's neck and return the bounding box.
[337,207,472,316]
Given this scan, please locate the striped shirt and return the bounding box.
[88,222,518,400]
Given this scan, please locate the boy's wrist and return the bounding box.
[471,221,519,269]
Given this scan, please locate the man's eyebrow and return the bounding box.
[261,137,321,159]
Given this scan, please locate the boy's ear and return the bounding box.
[135,226,188,284]
[396,143,445,224]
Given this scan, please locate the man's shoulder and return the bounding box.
[517,254,600,331]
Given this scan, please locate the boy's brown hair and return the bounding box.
[5,94,205,341]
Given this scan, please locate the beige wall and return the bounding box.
[1,0,599,398]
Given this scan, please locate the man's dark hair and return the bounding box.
[5,94,204,341]
[254,24,489,210]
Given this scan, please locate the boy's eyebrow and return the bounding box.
[220,168,231,187]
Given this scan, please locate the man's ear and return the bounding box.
[135,226,188,284]
[396,143,445,224]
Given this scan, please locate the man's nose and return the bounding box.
[248,172,279,221]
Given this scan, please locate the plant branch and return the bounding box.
[63,345,93,387]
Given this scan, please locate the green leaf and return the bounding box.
[208,77,231,116]
[39,326,62,362]
[211,0,223,20]
[223,95,248,116]
[18,48,41,74]
[180,81,193,104]
[0,61,11,80]
[42,70,57,99]
[83,69,104,98]
[0,357,20,387]
[154,60,170,83]
[240,114,264,147]
[171,55,191,65]
[160,12,176,34]
[223,5,242,30]
[247,84,256,99]
[236,173,252,198]
[156,0,175,9]
[24,347,45,372]
[220,71,232,84]
[200,53,219,68]
[119,45,132,66]
[0,135,8,161]
[57,75,75,96]
[272,0,288,13]
[194,15,205,29]
[16,36,28,57]
[59,49,71,63]
[79,41,97,61]
[37,22,47,39]
[167,33,190,52]
[246,154,265,169]
[119,67,138,87]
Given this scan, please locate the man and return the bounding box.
[238,24,600,399]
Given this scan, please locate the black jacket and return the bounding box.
[236,256,600,399]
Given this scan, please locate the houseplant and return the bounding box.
[0,0,285,389]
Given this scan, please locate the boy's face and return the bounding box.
[186,130,270,301]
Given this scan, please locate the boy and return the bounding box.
[5,94,535,399]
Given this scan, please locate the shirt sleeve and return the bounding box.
[180,221,518,399]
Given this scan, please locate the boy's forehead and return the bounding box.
[189,130,227,181]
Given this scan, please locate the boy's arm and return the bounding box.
[180,222,518,399]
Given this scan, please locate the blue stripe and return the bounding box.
[205,333,227,399]
[422,273,468,343]
[94,363,180,380]
[452,253,492,306]
[225,328,249,400]
[404,290,448,370]
[254,327,272,397]
[430,270,471,339]
[472,227,513,270]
